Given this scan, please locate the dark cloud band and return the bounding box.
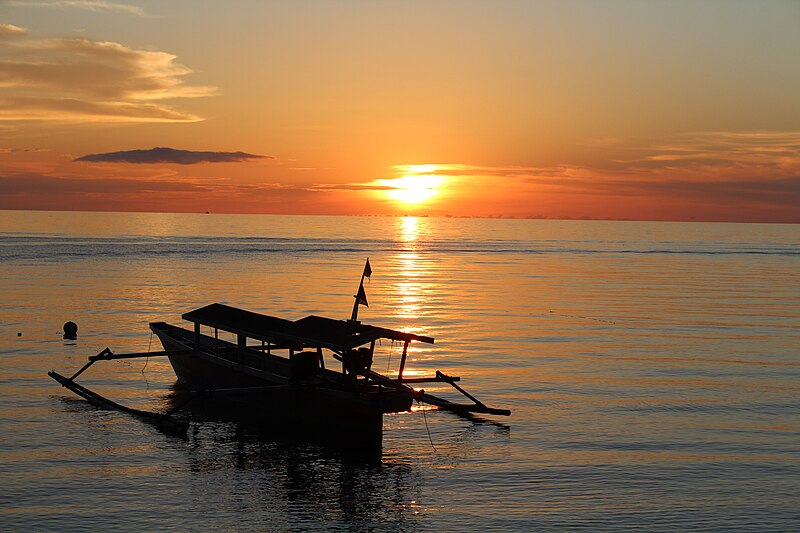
[75,147,272,164]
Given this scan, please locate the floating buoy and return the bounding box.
[63,321,78,340]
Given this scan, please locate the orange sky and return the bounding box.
[1,2,799,222]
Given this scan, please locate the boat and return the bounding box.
[49,260,510,450]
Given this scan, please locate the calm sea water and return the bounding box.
[1,210,798,532]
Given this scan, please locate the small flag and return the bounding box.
[363,258,372,279]
[356,281,369,307]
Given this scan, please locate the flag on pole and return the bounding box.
[351,259,372,322]
[356,281,369,307]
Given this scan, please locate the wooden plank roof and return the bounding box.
[182,303,434,351]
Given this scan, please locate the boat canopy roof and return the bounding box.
[182,303,434,351]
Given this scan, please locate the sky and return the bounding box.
[1,0,799,222]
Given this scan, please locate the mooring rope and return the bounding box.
[142,331,153,374]
[386,339,395,374]
[420,401,437,452]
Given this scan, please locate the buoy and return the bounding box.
[63,321,78,340]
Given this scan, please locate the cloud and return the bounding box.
[0,24,28,39]
[0,169,356,214]
[7,1,153,17]
[606,131,800,171]
[0,172,209,195]
[0,97,202,122]
[389,163,576,180]
[518,171,800,207]
[381,131,800,220]
[309,183,394,191]
[74,147,273,164]
[406,131,800,183]
[0,31,215,122]
[0,146,48,153]
[1,37,216,100]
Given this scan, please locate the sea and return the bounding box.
[0,210,798,532]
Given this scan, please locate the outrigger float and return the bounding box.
[49,260,510,449]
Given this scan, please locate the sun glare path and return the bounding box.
[400,215,419,242]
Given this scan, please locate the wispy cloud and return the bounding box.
[0,146,48,153]
[615,131,800,169]
[1,36,216,100]
[0,168,361,214]
[309,183,394,191]
[410,131,800,181]
[8,1,154,18]
[0,97,203,122]
[383,131,800,221]
[249,131,800,219]
[75,147,273,164]
[0,26,214,122]
[0,172,207,195]
[0,24,28,39]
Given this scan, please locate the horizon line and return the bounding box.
[0,207,797,226]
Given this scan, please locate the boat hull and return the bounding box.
[151,322,413,450]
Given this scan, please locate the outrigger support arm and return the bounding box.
[89,349,193,360]
[69,357,98,381]
[400,375,460,383]
[66,347,111,380]
[435,371,481,405]
[67,347,191,381]
[358,367,511,417]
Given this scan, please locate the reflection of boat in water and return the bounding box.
[49,260,510,451]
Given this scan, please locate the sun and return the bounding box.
[379,165,444,205]
[385,174,442,203]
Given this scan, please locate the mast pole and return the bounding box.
[350,270,366,322]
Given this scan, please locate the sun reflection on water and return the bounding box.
[399,216,420,243]
[371,216,440,379]
[392,217,426,320]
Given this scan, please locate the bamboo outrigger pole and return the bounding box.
[48,370,190,433]
[48,347,196,433]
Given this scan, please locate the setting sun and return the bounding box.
[384,175,442,204]
[378,166,444,205]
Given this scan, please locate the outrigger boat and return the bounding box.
[49,260,510,449]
